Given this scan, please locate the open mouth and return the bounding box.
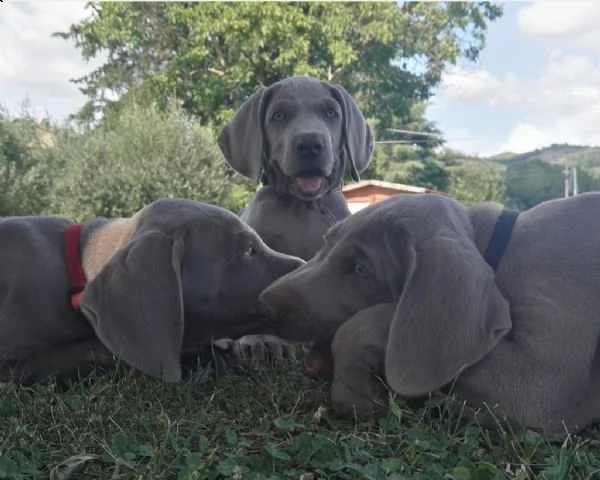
[294,172,326,197]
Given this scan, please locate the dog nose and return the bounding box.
[296,133,324,159]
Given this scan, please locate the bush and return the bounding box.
[0,106,59,216]
[48,101,240,221]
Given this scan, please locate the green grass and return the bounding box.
[1,358,599,480]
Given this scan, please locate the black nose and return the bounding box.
[296,133,324,160]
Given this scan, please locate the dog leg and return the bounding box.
[0,338,115,387]
[329,303,395,419]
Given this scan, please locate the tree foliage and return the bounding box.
[2,100,600,219]
[447,158,507,205]
[504,159,600,210]
[0,106,59,216]
[504,160,563,210]
[55,1,503,132]
[48,101,243,221]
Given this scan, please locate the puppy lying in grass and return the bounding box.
[0,198,302,386]
[261,192,600,437]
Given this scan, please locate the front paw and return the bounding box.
[214,334,296,365]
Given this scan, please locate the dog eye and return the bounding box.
[353,262,371,278]
[271,112,285,122]
[325,109,337,118]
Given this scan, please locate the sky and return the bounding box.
[1,1,600,157]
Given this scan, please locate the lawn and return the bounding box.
[0,356,599,480]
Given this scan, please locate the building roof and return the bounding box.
[342,179,445,195]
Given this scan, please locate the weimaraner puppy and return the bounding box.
[218,75,374,261]
[0,198,303,386]
[260,192,600,437]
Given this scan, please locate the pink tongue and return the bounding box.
[296,176,323,194]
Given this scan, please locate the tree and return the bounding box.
[447,157,507,205]
[48,101,238,221]
[56,2,503,132]
[505,160,565,210]
[360,101,454,189]
[0,105,60,216]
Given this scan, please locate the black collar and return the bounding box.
[483,208,520,272]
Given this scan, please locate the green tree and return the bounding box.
[360,101,454,189]
[447,158,507,205]
[48,101,237,221]
[505,160,564,210]
[573,166,600,194]
[0,105,59,216]
[56,1,503,131]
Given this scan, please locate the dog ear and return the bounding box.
[217,87,272,183]
[329,84,374,182]
[80,231,186,382]
[384,234,512,397]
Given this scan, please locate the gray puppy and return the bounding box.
[260,192,600,437]
[218,75,374,261]
[0,198,303,385]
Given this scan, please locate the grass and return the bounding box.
[1,357,600,480]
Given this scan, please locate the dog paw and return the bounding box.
[214,334,296,365]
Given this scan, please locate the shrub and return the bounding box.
[0,106,59,216]
[49,101,238,221]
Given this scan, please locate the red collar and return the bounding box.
[64,224,87,311]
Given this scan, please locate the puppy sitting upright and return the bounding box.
[218,75,374,261]
[0,198,303,385]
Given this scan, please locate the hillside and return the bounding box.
[486,143,600,176]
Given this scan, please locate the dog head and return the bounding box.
[80,198,304,382]
[218,75,374,200]
[259,193,511,397]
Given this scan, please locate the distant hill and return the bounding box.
[485,143,600,176]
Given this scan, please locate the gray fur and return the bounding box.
[218,75,373,261]
[0,198,303,385]
[260,192,600,436]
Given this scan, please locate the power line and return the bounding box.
[386,128,444,138]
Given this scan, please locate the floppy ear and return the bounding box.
[384,235,512,396]
[80,231,185,382]
[217,87,271,183]
[330,84,374,182]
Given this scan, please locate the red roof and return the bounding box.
[342,179,447,195]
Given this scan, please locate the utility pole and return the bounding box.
[572,166,578,196]
[564,165,571,198]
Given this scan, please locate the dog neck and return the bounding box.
[79,216,140,282]
[467,202,520,272]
